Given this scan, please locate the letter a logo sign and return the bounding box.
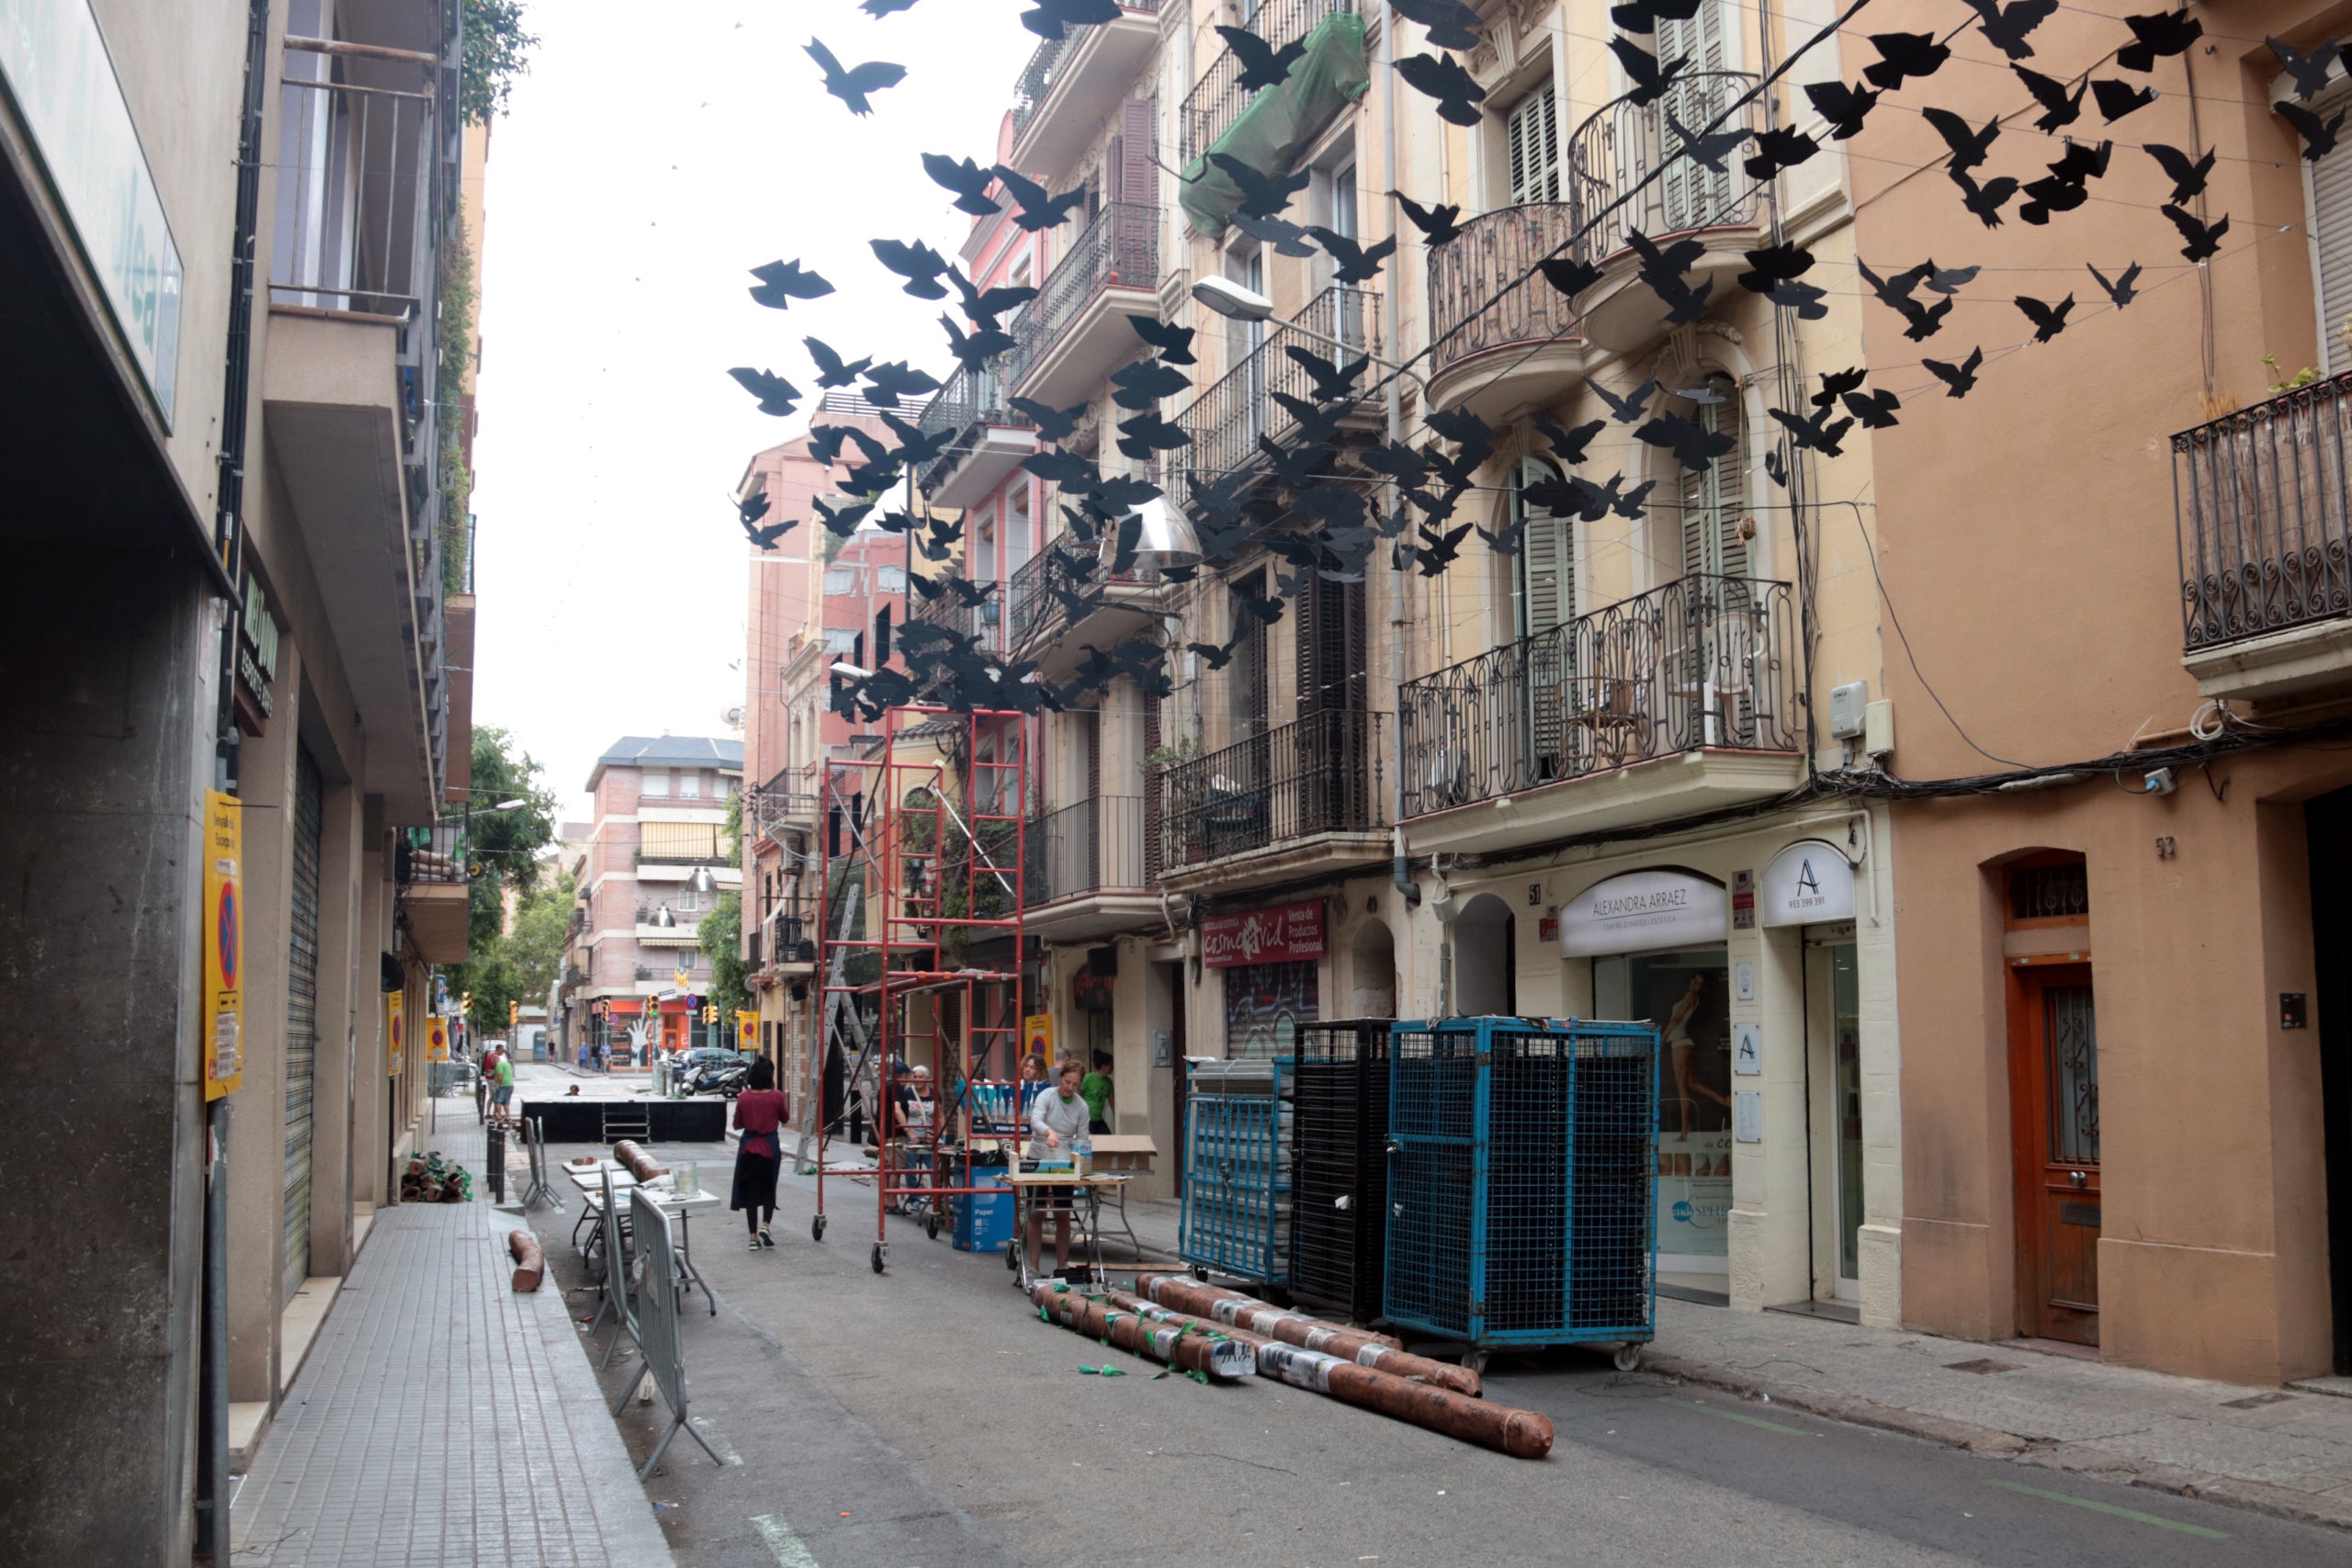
[1796,858,1820,897]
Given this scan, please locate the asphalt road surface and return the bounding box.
[517,1122,2345,1568]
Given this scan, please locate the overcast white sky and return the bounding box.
[469,0,1036,818]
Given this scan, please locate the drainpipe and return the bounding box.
[1380,1,1419,910]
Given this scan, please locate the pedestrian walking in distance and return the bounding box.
[731,1057,789,1249]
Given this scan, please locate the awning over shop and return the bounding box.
[1178,14,1370,237]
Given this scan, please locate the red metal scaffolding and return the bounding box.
[808,705,1030,1272]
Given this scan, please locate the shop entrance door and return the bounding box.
[2308,787,2352,1375]
[1805,931,1863,1300]
[2011,963,2100,1345]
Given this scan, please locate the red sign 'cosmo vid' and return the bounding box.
[1201,902,1326,968]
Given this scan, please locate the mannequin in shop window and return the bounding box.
[1665,972,1732,1137]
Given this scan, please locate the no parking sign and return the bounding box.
[202,791,243,1099]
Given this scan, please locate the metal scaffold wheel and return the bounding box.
[1614,1344,1643,1373]
[870,1241,888,1274]
[811,1213,827,1243]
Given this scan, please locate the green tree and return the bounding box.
[460,0,537,125]
[698,792,750,1018]
[444,726,557,1028]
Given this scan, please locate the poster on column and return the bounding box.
[201,791,243,1099]
[386,990,404,1077]
[1630,950,1733,1258]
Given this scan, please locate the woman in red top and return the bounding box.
[730,1057,790,1249]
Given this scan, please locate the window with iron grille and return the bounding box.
[2009,858,2089,923]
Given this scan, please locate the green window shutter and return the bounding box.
[1516,458,1573,637]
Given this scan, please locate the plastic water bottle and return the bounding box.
[1075,1132,1092,1176]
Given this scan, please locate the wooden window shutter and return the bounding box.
[1507,85,1559,206]
[1119,98,1156,208]
[2316,123,2352,373]
[1516,458,1573,637]
[1679,374,1746,580]
[1657,3,1731,230]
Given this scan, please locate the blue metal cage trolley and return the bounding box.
[1179,1056,1292,1286]
[1384,1017,1659,1373]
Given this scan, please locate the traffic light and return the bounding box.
[702,1005,718,1024]
[458,990,471,1016]
[508,1000,519,1026]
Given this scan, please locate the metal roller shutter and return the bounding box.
[283,747,323,1305]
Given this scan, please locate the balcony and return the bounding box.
[1155,710,1390,895]
[2174,374,2352,701]
[915,358,1037,507]
[1564,74,1770,353]
[1007,200,1159,407]
[910,584,1002,650]
[398,820,469,964]
[751,763,821,843]
[1167,286,1382,515]
[636,921,703,947]
[1009,1,1162,177]
[1398,574,1803,854]
[1023,795,1160,939]
[1006,535,1162,673]
[262,30,461,825]
[1181,0,1359,167]
[1427,203,1589,422]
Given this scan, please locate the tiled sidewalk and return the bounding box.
[232,1201,673,1567]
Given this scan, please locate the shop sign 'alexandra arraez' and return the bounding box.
[1556,870,1727,957]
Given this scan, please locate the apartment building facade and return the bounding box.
[563,737,743,1068]
[0,0,478,1556]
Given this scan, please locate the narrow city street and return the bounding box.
[503,1078,2349,1568]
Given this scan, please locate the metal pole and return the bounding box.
[194,1100,232,1560]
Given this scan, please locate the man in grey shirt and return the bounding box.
[1026,1062,1088,1274]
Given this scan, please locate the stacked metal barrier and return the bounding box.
[1179,1056,1293,1286]
[1289,1020,1392,1321]
[1385,1018,1657,1359]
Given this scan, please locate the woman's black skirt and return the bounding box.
[731,1148,781,1213]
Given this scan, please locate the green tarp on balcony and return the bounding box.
[1179,13,1370,237]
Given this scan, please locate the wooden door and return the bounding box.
[2011,964,2101,1344]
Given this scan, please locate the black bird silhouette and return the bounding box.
[1611,0,1706,31]
[992,166,1088,230]
[2116,12,2202,73]
[1804,79,1880,140]
[2162,202,2230,262]
[1395,192,1464,244]
[1843,388,1902,428]
[2087,262,2143,308]
[880,412,954,468]
[1858,260,1950,340]
[2015,293,2075,342]
[739,491,772,527]
[1126,314,1196,365]
[861,361,940,408]
[944,576,995,608]
[1592,377,1660,423]
[1187,641,1235,671]
[1667,109,1751,174]
[1609,37,1690,107]
[2278,99,2347,162]
[1924,346,1985,398]
[949,269,1036,327]
[1393,52,1488,126]
[1919,262,1979,295]
[1770,404,1854,457]
[922,152,1000,215]
[864,0,920,15]
[1021,0,1120,41]
[815,496,876,537]
[1812,367,1867,409]
[1230,210,1318,257]
[1009,397,1087,441]
[1115,411,1190,460]
[804,336,872,389]
[1964,0,2057,60]
[1023,449,1096,486]
[1215,25,1306,91]
[1951,169,2020,229]
[872,237,951,299]
[939,313,1014,371]
[2014,66,2085,132]
[1110,357,1191,409]
[1921,107,1999,173]
[1745,125,1820,178]
[1737,242,1813,294]
[2144,143,2215,204]
[804,38,905,116]
[745,516,796,550]
[1863,32,1950,91]
[728,367,801,417]
[1285,346,1371,401]
[2270,37,2345,100]
[1533,415,1606,466]
[1637,411,1737,473]
[747,259,833,310]
[1207,152,1313,218]
[2091,78,2156,122]
[1307,226,1397,284]
[1391,0,1485,50]
[1414,520,1475,574]
[1538,255,1604,299]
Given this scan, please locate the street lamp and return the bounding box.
[1121,497,1204,570]
[489,798,528,812]
[689,866,718,894]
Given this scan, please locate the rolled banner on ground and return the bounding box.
[1135,1276,1421,1354]
[611,1140,667,1182]
[1029,1285,1254,1381]
[1108,1289,1481,1398]
[1256,1340,1554,1461]
[508,1229,545,1292]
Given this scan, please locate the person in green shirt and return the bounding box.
[491,1050,516,1126]
[1079,1051,1114,1134]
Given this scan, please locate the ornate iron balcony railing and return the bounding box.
[1398,574,1799,817]
[1012,0,1162,145]
[1565,73,1767,259]
[1007,199,1159,391]
[1165,284,1380,513]
[915,356,1031,490]
[2174,371,2352,650]
[1157,709,1389,869]
[1005,532,1162,647]
[1430,202,1581,373]
[1181,0,1356,164]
